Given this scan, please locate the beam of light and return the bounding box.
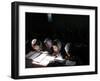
[47,13,52,22]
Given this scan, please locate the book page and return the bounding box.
[33,53,47,63]
[32,54,55,66]
[39,55,55,66]
[55,56,64,61]
[29,52,41,60]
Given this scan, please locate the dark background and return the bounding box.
[25,12,89,66]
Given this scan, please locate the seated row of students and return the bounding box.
[26,38,70,59]
[26,38,76,67]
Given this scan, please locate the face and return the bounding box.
[46,41,52,48]
[32,45,40,51]
[53,45,59,53]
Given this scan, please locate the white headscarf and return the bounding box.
[64,43,70,53]
[31,39,37,46]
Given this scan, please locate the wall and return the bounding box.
[0,0,99,81]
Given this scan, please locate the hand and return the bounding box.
[67,53,70,57]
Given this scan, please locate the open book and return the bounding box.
[32,52,55,66]
[31,52,64,66]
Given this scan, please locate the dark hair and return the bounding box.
[53,39,62,50]
[44,38,52,44]
[35,40,41,46]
